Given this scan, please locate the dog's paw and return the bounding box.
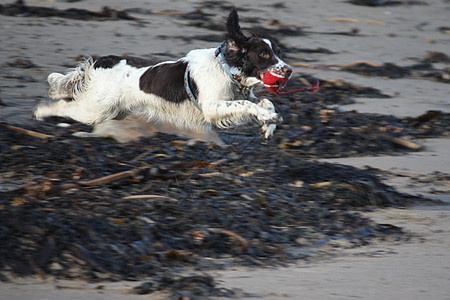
[271,113,283,124]
[257,98,275,110]
[260,123,277,141]
[258,112,283,125]
[256,98,282,126]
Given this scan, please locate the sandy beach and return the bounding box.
[0,0,449,299]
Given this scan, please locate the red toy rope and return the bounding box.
[276,80,320,95]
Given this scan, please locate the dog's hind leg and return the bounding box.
[34,99,108,125]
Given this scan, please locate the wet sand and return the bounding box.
[0,0,449,299]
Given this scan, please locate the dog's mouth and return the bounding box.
[260,71,289,93]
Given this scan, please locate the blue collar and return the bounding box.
[214,42,244,89]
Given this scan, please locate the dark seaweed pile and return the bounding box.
[0,0,136,21]
[347,0,428,7]
[338,61,450,83]
[0,120,423,282]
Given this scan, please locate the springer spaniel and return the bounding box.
[34,8,293,141]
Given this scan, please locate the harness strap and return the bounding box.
[184,66,202,112]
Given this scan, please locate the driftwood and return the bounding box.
[326,61,381,68]
[153,10,186,16]
[0,123,53,139]
[352,127,422,150]
[378,134,422,150]
[208,228,249,250]
[290,62,314,68]
[121,194,178,202]
[78,167,147,186]
[325,18,361,23]
[325,18,386,26]
[41,167,150,194]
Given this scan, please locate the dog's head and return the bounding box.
[224,8,292,92]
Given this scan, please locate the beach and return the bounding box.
[0,0,449,299]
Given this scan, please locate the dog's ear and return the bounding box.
[225,7,247,54]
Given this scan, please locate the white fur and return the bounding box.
[34,47,285,141]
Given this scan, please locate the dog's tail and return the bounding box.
[47,57,95,100]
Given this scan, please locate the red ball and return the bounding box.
[260,71,288,93]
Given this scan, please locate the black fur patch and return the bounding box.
[94,55,152,69]
[139,60,198,103]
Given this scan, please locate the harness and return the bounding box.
[183,67,202,112]
[184,42,243,112]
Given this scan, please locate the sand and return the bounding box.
[0,0,449,299]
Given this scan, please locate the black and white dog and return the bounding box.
[34,8,292,141]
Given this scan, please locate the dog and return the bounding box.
[33,8,293,141]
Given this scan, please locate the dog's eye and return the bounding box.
[259,51,270,59]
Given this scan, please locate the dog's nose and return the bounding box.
[283,65,292,78]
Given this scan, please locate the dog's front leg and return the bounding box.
[203,99,282,133]
[258,98,278,141]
